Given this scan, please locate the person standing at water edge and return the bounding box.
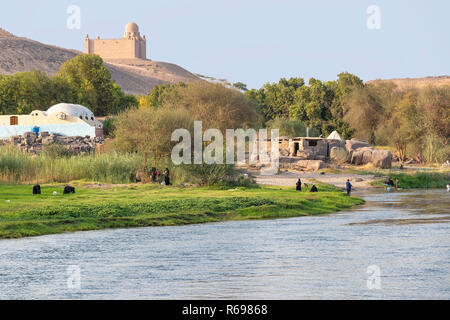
[346,179,352,196]
[296,178,302,191]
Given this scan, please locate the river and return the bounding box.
[0,189,448,299]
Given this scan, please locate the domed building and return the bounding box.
[85,22,147,60]
[0,103,103,139]
[124,22,140,38]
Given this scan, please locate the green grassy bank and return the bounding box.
[0,183,363,239]
[371,171,450,189]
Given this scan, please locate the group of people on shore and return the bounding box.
[296,176,400,195]
[295,178,318,193]
[149,167,171,186]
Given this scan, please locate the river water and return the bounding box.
[0,190,448,299]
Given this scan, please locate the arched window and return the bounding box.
[10,116,18,126]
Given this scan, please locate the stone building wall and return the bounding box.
[85,38,146,59]
[84,22,147,60]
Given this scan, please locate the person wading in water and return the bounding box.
[346,179,353,196]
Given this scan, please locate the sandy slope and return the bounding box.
[367,76,450,90]
[104,59,198,95]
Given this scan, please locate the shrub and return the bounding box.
[102,117,117,138]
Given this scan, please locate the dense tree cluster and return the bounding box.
[245,73,363,138]
[245,73,449,163]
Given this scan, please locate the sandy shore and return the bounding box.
[252,169,378,190]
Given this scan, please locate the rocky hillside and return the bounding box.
[0,28,78,75]
[0,28,198,95]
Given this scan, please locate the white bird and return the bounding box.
[53,191,58,196]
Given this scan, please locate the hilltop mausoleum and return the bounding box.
[85,22,147,60]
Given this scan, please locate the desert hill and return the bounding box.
[367,76,450,90]
[0,28,198,95]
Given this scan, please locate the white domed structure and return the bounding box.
[46,103,95,121]
[0,103,103,139]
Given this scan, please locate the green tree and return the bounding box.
[139,83,186,109]
[0,71,57,114]
[233,82,248,91]
[246,77,305,121]
[389,92,423,162]
[162,81,262,132]
[343,87,383,144]
[114,107,194,167]
[56,54,131,116]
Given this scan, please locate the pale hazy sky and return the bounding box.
[1,0,449,89]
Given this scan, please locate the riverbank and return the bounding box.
[369,171,450,189]
[0,183,363,239]
[252,167,450,190]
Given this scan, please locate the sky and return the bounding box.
[1,0,449,89]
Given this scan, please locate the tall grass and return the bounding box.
[0,146,245,186]
[0,146,143,184]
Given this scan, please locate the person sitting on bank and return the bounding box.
[296,178,302,191]
[309,185,318,192]
[346,179,352,196]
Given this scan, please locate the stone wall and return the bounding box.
[85,38,146,60]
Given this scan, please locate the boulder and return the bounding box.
[362,149,373,164]
[328,140,346,150]
[351,150,365,165]
[345,139,370,153]
[371,150,392,169]
[296,160,327,171]
[330,146,348,164]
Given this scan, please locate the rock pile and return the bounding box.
[281,138,393,171]
[329,139,393,169]
[4,132,104,155]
